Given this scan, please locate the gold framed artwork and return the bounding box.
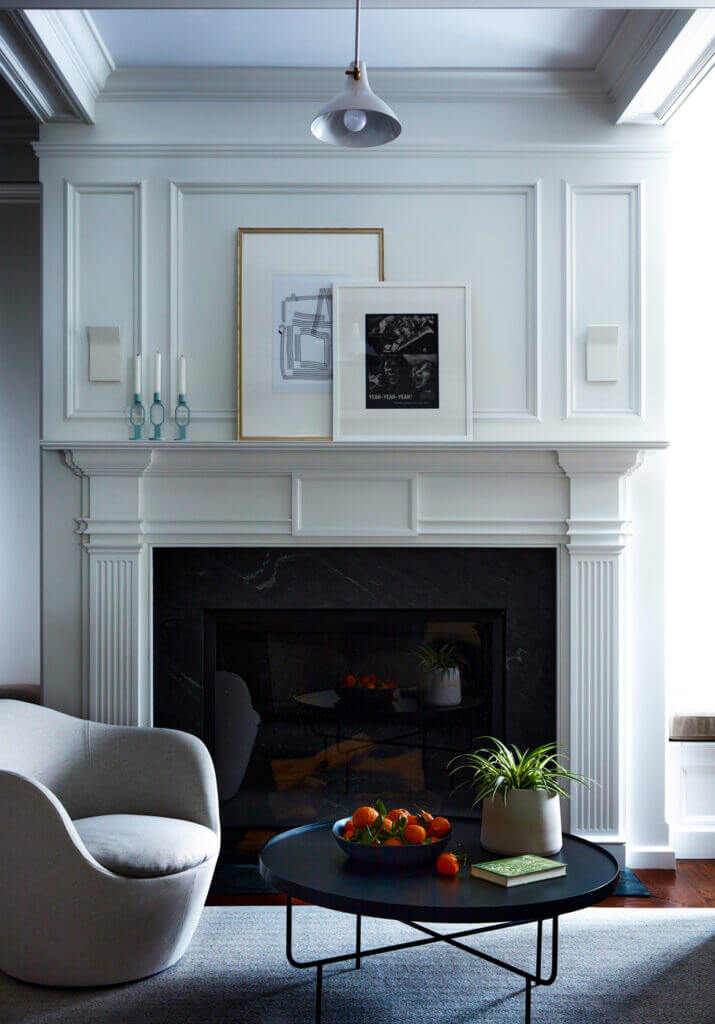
[237,227,384,440]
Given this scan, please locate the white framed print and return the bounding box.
[238,228,383,440]
[332,283,472,442]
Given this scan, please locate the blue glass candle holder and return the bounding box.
[149,392,165,441]
[129,393,146,440]
[174,393,191,440]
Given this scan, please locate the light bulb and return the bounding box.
[343,108,367,133]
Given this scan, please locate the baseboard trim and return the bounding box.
[626,845,677,869]
[599,842,626,870]
[670,830,715,859]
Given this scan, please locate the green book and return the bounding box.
[471,854,566,887]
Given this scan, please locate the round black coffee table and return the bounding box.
[260,816,618,1024]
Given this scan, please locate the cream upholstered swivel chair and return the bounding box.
[0,700,220,987]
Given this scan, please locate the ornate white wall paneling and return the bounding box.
[51,439,662,859]
[563,182,644,421]
[168,180,540,426]
[37,123,667,444]
[64,180,144,421]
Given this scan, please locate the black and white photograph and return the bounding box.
[365,313,439,409]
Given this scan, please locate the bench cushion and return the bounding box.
[73,813,219,878]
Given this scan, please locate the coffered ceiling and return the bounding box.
[88,9,625,69]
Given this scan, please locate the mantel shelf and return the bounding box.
[42,440,669,454]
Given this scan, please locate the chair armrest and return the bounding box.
[87,723,220,834]
[0,769,104,875]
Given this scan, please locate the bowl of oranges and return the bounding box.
[335,674,398,706]
[333,801,452,867]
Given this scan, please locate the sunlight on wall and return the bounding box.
[666,70,715,714]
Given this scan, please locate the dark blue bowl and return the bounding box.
[332,817,451,868]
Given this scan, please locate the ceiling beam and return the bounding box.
[0,10,113,123]
[598,10,715,124]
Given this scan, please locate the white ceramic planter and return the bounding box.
[480,789,563,857]
[425,668,462,707]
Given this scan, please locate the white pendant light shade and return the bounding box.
[311,62,402,148]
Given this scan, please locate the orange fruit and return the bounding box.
[359,675,372,687]
[384,837,403,846]
[343,822,356,839]
[419,810,434,826]
[384,680,396,689]
[436,853,461,876]
[352,806,379,829]
[405,814,422,828]
[378,817,393,833]
[429,816,451,838]
[365,682,376,689]
[404,823,427,845]
[342,674,357,688]
[385,808,409,824]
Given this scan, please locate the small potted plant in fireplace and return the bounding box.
[449,738,594,856]
[415,641,465,707]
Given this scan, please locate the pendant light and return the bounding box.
[310,0,402,148]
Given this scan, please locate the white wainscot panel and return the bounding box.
[293,472,417,537]
[66,182,143,420]
[420,471,567,535]
[564,183,643,419]
[170,183,539,426]
[469,186,540,421]
[143,474,292,536]
[670,742,715,827]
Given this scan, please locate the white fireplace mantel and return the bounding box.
[44,439,665,856]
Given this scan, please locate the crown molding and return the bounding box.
[98,65,607,105]
[0,10,113,123]
[32,140,672,160]
[0,114,37,141]
[0,182,40,203]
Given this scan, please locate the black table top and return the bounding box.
[259,816,619,924]
[293,688,484,722]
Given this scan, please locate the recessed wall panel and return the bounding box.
[564,183,642,418]
[66,183,143,419]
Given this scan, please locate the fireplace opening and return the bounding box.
[153,547,556,871]
[204,608,505,830]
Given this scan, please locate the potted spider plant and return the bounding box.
[449,738,592,856]
[415,642,465,707]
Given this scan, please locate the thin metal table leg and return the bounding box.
[356,914,362,969]
[524,978,532,1024]
[315,963,323,1024]
[536,919,543,978]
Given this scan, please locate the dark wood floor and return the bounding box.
[600,859,714,909]
[208,859,715,909]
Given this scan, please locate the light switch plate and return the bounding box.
[87,325,121,382]
[586,325,619,383]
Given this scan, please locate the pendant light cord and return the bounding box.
[346,0,361,79]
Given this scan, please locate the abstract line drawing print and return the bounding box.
[273,274,349,394]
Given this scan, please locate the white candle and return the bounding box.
[178,354,187,395]
[153,351,161,395]
[133,354,141,395]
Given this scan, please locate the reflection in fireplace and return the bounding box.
[153,547,556,866]
[207,609,503,836]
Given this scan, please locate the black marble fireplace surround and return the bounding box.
[154,547,556,853]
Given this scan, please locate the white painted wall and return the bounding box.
[0,199,41,686]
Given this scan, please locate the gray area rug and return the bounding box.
[1,907,712,1023]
